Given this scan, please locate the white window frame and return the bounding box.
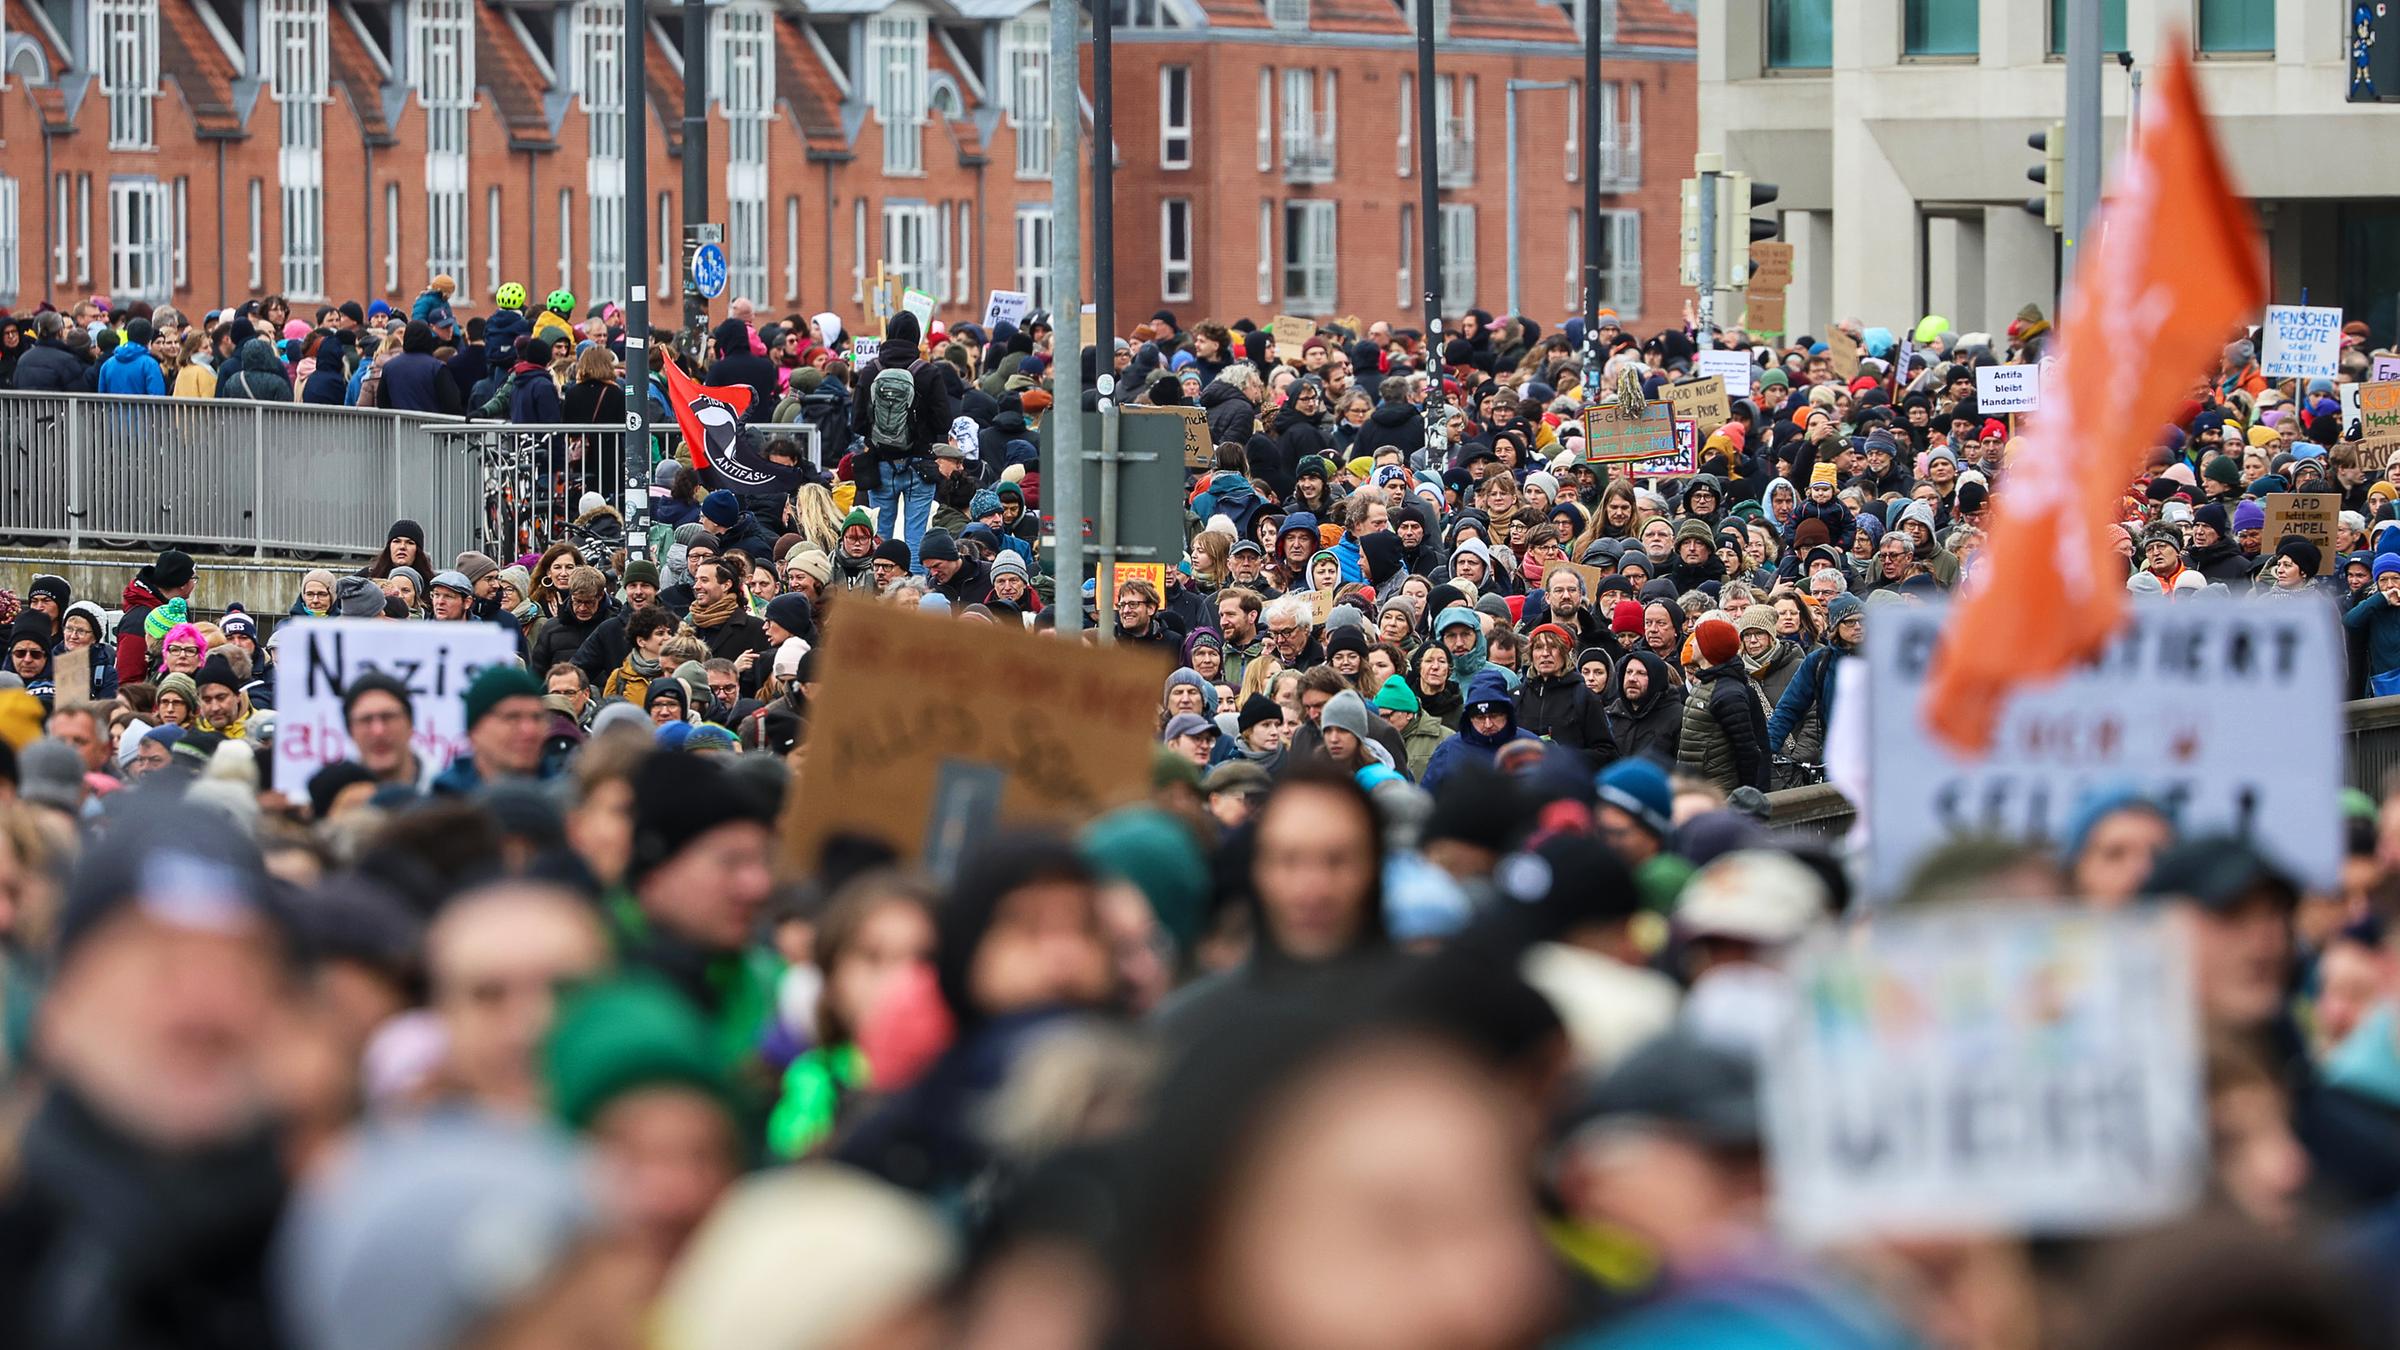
[1256,68,1273,173]
[932,201,953,304]
[1435,74,1476,189]
[1012,204,1052,309]
[852,197,867,304]
[715,1,771,302]
[247,179,263,291]
[1255,199,1272,305]
[576,1,629,306]
[954,201,972,301]
[1600,81,1641,186]
[266,0,328,299]
[93,0,158,151]
[74,173,88,286]
[1596,207,1641,314]
[0,177,19,307]
[659,192,675,293]
[1566,80,1578,183]
[1396,203,1413,310]
[869,13,927,177]
[1160,197,1192,303]
[1565,206,1580,311]
[107,177,171,305]
[384,183,400,293]
[1159,65,1191,170]
[411,0,474,301]
[558,189,575,293]
[1003,17,1049,181]
[1437,202,1475,311]
[784,195,801,302]
[1397,73,1412,178]
[1281,199,1335,312]
[487,186,503,297]
[1267,0,1308,30]
[883,201,941,300]
[171,176,187,289]
[50,173,67,284]
[1278,69,1334,183]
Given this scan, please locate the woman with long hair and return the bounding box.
[1408,642,1464,730]
[1188,530,1232,594]
[560,341,628,499]
[792,483,844,556]
[528,541,584,619]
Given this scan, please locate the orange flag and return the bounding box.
[1922,38,2264,753]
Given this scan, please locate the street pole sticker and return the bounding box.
[271,619,519,795]
[1859,598,2342,899]
[1766,904,2203,1245]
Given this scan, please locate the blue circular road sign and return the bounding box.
[692,242,728,299]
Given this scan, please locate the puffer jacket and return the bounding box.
[1200,379,1259,448]
[1676,658,1769,793]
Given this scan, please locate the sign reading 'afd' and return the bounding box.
[1861,597,2341,896]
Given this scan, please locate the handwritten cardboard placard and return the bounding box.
[1126,403,1213,469]
[2260,492,2340,573]
[780,603,1167,879]
[1581,399,1678,466]
[1747,241,1794,288]
[1663,376,1731,429]
[1742,289,1786,339]
[1826,326,1861,381]
[52,646,89,709]
[2373,355,2400,383]
[1269,314,1315,356]
[2358,380,2400,451]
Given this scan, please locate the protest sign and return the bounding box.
[1556,563,1612,603]
[780,604,1166,879]
[1269,314,1315,355]
[1125,403,1212,469]
[1860,599,2342,897]
[270,619,519,796]
[850,335,880,366]
[1695,350,1754,396]
[2261,492,2340,573]
[1974,363,2041,414]
[2358,380,2400,451]
[1741,291,1786,340]
[2260,303,2343,380]
[1663,376,1731,429]
[2374,354,2400,383]
[983,288,1033,329]
[1766,905,2202,1245]
[901,288,936,331]
[1580,399,1678,466]
[1101,561,1168,610]
[1618,417,1699,479]
[51,647,89,709]
[1747,241,1793,288]
[1826,326,1861,381]
[1080,304,1098,347]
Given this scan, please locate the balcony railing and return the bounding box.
[1594,136,1642,191]
[1281,128,1335,184]
[1266,0,1308,27]
[1436,131,1475,188]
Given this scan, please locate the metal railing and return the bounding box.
[1436,129,1475,187]
[1596,136,1642,191]
[1281,126,1335,184]
[0,391,634,566]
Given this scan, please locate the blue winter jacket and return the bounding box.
[95,342,166,396]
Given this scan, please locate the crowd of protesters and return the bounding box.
[4,274,2400,1349]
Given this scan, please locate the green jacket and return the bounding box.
[1397,712,1451,782]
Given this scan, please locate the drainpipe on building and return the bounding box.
[216,140,228,302]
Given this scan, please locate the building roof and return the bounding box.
[328,8,395,145]
[645,30,686,156]
[771,14,845,143]
[155,0,241,138]
[476,4,556,148]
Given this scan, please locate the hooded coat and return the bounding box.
[215,338,295,403]
[96,339,166,396]
[705,317,780,420]
[1430,605,1488,682]
[1515,664,1619,770]
[1200,377,1260,450]
[850,312,954,463]
[373,324,459,414]
[1604,649,1684,766]
[1420,668,1542,792]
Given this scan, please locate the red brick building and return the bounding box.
[0,0,1691,333]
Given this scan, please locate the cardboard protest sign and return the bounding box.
[1663,376,1731,429]
[983,288,1033,329]
[1556,563,1612,603]
[51,647,89,709]
[1080,304,1098,347]
[2374,354,2400,383]
[1826,327,1861,381]
[271,619,519,796]
[1860,599,2342,898]
[2358,380,2400,451]
[901,288,937,331]
[1126,403,1213,469]
[1101,561,1169,608]
[1695,350,1754,396]
[1741,290,1786,340]
[1974,363,2041,414]
[1580,399,1678,466]
[2261,492,2340,573]
[1269,314,1315,355]
[1766,905,2202,1245]
[1617,417,1699,479]
[1747,241,1793,288]
[2260,303,2342,380]
[779,604,1167,879]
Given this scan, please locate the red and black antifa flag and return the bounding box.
[661,356,806,497]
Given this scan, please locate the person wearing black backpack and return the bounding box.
[850,311,953,570]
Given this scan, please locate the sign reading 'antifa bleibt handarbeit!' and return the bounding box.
[1766,904,2203,1245]
[1861,597,2342,898]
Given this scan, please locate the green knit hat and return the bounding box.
[1373,679,1420,714]
[1081,807,1210,953]
[461,663,542,730]
[841,508,876,533]
[544,978,736,1131]
[143,596,189,641]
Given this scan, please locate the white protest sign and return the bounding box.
[271,619,520,796]
[2374,354,2400,383]
[1766,905,2202,1245]
[1862,598,2341,897]
[1974,363,2041,414]
[1695,350,1753,397]
[983,288,1033,329]
[2260,304,2343,381]
[901,288,937,331]
[850,335,880,366]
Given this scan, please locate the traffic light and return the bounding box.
[2025,121,2064,228]
[1717,173,1779,288]
[1678,173,1705,288]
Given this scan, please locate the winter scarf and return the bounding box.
[687,592,743,630]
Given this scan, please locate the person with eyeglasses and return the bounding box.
[1112,577,1182,650]
[431,665,553,796]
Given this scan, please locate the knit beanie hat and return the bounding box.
[195,653,242,693]
[1325,626,1370,661]
[334,576,386,618]
[1238,692,1283,734]
[454,551,500,586]
[842,507,877,534]
[1596,757,1674,840]
[1610,599,1645,635]
[623,560,662,589]
[144,597,191,641]
[462,664,542,730]
[2203,455,2242,490]
[544,979,735,1131]
[1373,679,1420,714]
[1694,617,1740,666]
[701,490,742,526]
[2232,500,2267,533]
[991,552,1030,585]
[628,750,776,886]
[1809,461,1839,487]
[155,672,200,713]
[1734,607,1778,638]
[1320,690,1375,744]
[786,548,834,589]
[872,538,913,567]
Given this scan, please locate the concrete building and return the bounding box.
[1698,0,2400,341]
[0,0,1692,335]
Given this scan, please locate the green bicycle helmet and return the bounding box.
[545,289,576,317]
[494,281,527,310]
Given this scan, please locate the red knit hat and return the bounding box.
[1611,599,1644,635]
[1694,617,1740,667]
